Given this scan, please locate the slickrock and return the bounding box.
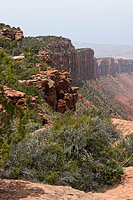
[0,178,101,200]
[0,167,132,200]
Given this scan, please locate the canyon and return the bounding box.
[0,28,132,119]
[36,36,133,119]
[0,25,133,200]
[35,36,133,80]
[0,25,132,80]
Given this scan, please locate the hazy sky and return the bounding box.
[0,0,133,45]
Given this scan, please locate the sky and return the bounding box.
[0,0,133,45]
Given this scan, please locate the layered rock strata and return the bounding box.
[94,58,133,77]
[38,37,133,80]
[77,49,94,79]
[38,37,95,80]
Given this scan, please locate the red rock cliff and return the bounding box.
[77,49,95,79]
[39,37,78,80]
[25,36,133,80]
[95,58,133,77]
[38,37,95,80]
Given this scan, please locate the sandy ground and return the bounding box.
[91,167,133,200]
[112,118,133,137]
[0,167,132,200]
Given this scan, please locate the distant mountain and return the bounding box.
[73,42,133,59]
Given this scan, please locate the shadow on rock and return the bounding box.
[0,179,45,200]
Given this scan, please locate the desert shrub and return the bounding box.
[30,108,42,123]
[0,38,18,55]
[25,122,42,133]
[16,84,40,96]
[114,133,133,166]
[0,88,29,165]
[18,67,39,80]
[0,49,17,87]
[40,62,47,71]
[1,108,124,192]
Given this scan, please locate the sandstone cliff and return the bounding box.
[38,36,79,80]
[77,48,94,79]
[25,36,95,81]
[94,58,133,77]
[37,37,133,80]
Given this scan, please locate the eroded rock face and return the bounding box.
[38,37,95,80]
[77,49,95,79]
[19,70,78,113]
[0,27,23,47]
[95,58,133,77]
[38,37,133,80]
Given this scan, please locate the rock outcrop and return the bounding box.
[0,69,78,124]
[0,86,49,125]
[37,36,95,80]
[0,26,23,47]
[19,69,78,113]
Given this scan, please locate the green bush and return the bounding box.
[0,49,17,87]
[114,133,133,166]
[1,108,124,192]
[0,88,29,165]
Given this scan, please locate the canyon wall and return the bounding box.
[94,58,133,77]
[38,37,95,81]
[77,48,95,79]
[38,37,133,80]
